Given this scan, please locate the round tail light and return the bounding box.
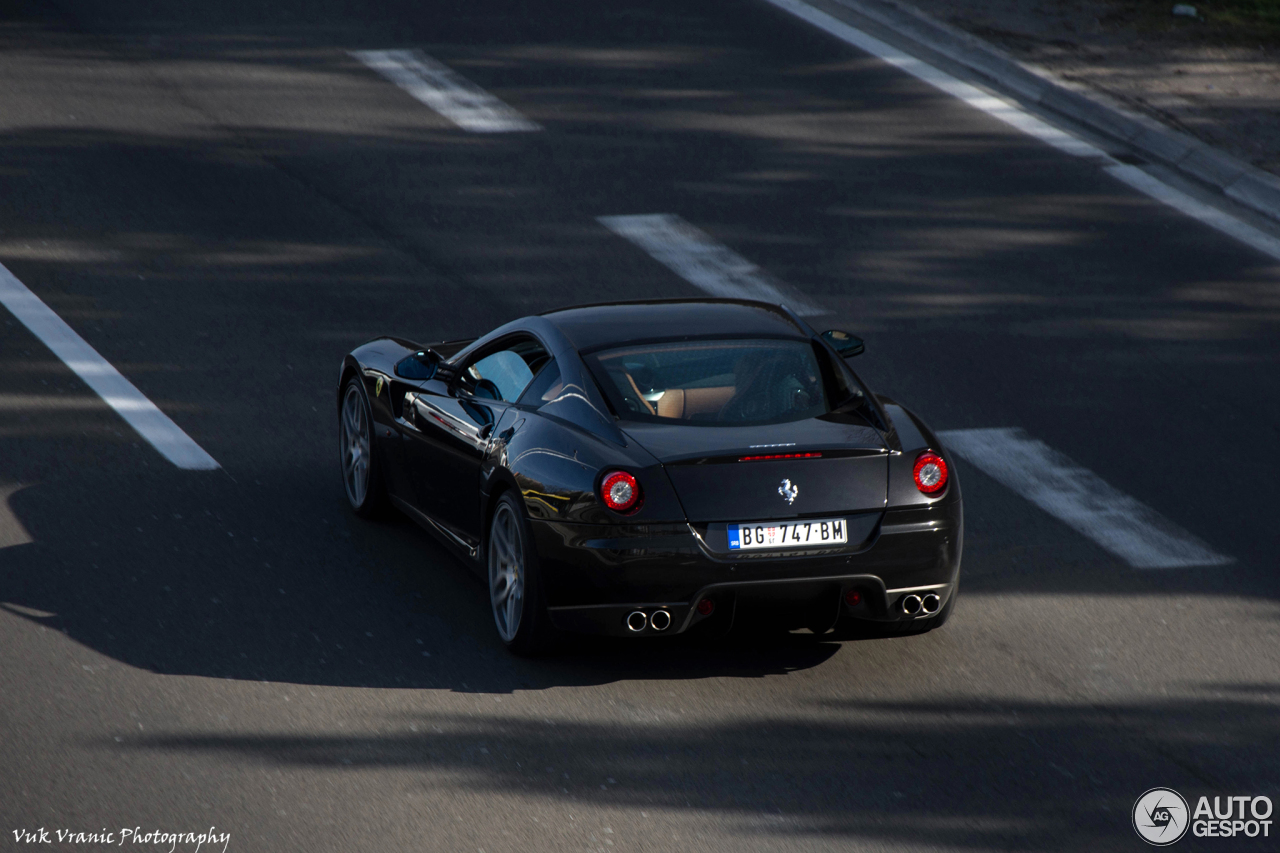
[913,452,948,495]
[600,470,641,513]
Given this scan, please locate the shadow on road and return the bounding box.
[0,450,1275,694]
[0,459,849,691]
[113,689,1280,850]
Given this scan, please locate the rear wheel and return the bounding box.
[487,492,558,656]
[339,376,388,518]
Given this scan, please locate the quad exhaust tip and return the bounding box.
[899,593,941,617]
[625,609,672,632]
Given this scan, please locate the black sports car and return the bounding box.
[337,299,961,654]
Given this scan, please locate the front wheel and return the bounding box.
[487,493,558,656]
[339,376,388,518]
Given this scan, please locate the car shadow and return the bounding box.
[0,459,846,692]
[2,447,1275,695]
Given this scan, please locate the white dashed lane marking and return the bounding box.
[351,49,541,133]
[939,427,1231,569]
[0,262,220,470]
[598,214,825,316]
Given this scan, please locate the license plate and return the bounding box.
[727,518,847,550]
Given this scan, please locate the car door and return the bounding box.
[403,335,553,546]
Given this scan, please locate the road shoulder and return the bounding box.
[792,0,1280,226]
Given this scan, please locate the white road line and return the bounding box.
[759,0,1099,158]
[761,0,1280,264]
[1105,164,1280,263]
[351,49,541,133]
[939,427,1230,569]
[0,263,220,471]
[598,214,826,316]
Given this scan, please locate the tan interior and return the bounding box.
[625,373,655,415]
[655,386,736,419]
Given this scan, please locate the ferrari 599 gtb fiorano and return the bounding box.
[337,299,961,654]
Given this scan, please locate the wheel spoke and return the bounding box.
[343,399,358,436]
[505,587,519,629]
[493,525,512,562]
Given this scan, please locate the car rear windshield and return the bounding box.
[585,338,837,425]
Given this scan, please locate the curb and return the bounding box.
[826,0,1280,225]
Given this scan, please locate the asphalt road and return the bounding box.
[2,0,1278,850]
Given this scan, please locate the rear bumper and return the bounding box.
[533,499,962,637]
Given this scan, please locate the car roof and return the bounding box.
[539,299,809,352]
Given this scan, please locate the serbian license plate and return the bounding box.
[727,518,847,550]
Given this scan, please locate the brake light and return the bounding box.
[600,470,641,513]
[913,452,948,494]
[738,452,823,462]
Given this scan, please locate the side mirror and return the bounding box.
[821,329,865,358]
[394,349,441,380]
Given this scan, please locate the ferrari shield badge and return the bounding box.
[778,479,799,505]
[375,376,384,397]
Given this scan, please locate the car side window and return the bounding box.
[458,336,550,403]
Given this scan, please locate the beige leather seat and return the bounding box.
[656,386,735,419]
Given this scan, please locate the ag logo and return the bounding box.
[1133,788,1190,845]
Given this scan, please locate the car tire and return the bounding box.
[486,492,558,657]
[339,375,389,519]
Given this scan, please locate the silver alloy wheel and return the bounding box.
[340,383,370,508]
[488,501,525,643]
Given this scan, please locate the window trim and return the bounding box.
[580,336,838,427]
[452,332,552,404]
